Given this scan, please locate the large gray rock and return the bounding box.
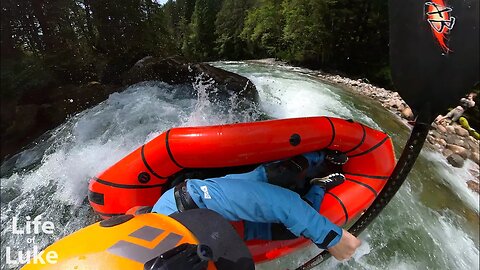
[122,57,258,102]
[438,138,447,147]
[447,153,465,168]
[122,57,193,85]
[466,138,479,153]
[429,130,443,139]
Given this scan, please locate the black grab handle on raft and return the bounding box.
[296,109,432,270]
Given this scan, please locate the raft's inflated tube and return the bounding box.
[88,117,396,262]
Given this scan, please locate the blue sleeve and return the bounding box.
[274,186,343,249]
[187,177,342,248]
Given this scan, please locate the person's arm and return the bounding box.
[280,191,362,260]
[327,229,362,260]
[188,178,362,260]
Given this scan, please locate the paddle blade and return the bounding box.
[389,0,479,119]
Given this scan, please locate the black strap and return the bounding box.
[170,209,255,270]
[316,230,340,249]
[174,181,199,212]
[264,155,309,192]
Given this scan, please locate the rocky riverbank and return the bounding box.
[248,59,480,194]
[321,72,480,194]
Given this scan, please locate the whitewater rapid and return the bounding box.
[1,61,478,270]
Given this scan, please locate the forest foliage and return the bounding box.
[1,0,393,97]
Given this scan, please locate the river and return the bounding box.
[1,61,478,269]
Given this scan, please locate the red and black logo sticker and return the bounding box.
[425,0,456,53]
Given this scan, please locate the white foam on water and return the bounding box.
[1,79,263,269]
[423,150,479,213]
[214,61,381,130]
[430,213,480,269]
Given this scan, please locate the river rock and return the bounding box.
[454,125,470,137]
[445,134,467,148]
[122,57,258,102]
[442,148,453,157]
[388,99,402,109]
[471,151,480,165]
[429,130,443,139]
[193,63,259,102]
[427,135,437,145]
[447,153,465,168]
[445,125,456,134]
[466,180,480,193]
[401,107,414,120]
[436,124,448,134]
[467,139,479,151]
[446,144,469,159]
[122,57,192,85]
[438,138,447,147]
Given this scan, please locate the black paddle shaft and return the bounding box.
[296,111,431,270]
[297,0,479,267]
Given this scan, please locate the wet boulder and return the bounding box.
[122,57,193,85]
[446,153,464,168]
[400,107,414,120]
[122,57,258,102]
[445,134,467,149]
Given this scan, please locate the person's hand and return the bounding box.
[327,229,361,261]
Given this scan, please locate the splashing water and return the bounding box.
[1,62,478,270]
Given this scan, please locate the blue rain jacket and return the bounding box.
[152,152,342,248]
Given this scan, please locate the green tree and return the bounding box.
[282,0,332,65]
[184,0,222,60]
[322,0,390,84]
[241,0,285,57]
[89,0,175,82]
[214,0,253,59]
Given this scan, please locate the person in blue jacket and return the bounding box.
[152,150,361,261]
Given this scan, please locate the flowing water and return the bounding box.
[1,61,478,269]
